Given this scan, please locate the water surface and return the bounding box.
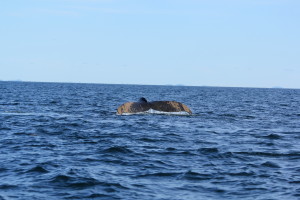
[0,81,299,199]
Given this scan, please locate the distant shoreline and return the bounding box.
[1,80,298,90]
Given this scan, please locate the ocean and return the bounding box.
[0,81,299,200]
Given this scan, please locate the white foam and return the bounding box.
[117,109,191,116]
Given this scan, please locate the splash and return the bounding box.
[117,108,191,116]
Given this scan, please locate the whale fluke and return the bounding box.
[117,98,192,115]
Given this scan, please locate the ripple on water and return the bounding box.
[179,170,215,181]
[49,173,129,192]
[135,172,181,179]
[50,175,100,188]
[26,166,49,174]
[227,171,256,177]
[101,146,134,154]
[0,184,18,190]
[197,147,219,154]
[254,133,283,140]
[235,151,300,158]
[261,161,281,168]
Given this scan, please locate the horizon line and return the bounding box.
[0,80,299,90]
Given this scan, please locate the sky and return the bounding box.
[1,0,300,88]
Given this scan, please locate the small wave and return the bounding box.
[197,147,219,154]
[0,111,33,116]
[197,150,234,159]
[289,181,300,184]
[261,161,281,168]
[180,170,213,181]
[117,109,191,116]
[162,148,195,156]
[255,133,282,140]
[0,184,18,189]
[80,157,101,163]
[165,147,176,151]
[51,175,71,182]
[0,127,11,131]
[0,168,7,173]
[235,151,300,158]
[264,133,282,140]
[50,175,103,188]
[136,172,181,178]
[86,193,114,198]
[13,132,34,136]
[228,171,255,176]
[244,115,256,119]
[139,137,161,143]
[279,103,289,107]
[138,170,217,181]
[49,100,59,104]
[101,146,133,154]
[0,111,73,120]
[26,166,49,173]
[65,192,119,199]
[244,187,268,191]
[135,172,181,179]
[219,113,237,118]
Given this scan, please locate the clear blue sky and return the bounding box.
[1,0,299,88]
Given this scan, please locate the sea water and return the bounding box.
[0,81,299,199]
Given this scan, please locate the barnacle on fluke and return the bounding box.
[117,97,192,115]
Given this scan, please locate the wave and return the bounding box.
[50,175,100,188]
[235,151,300,158]
[26,166,49,173]
[0,111,72,119]
[0,184,18,189]
[117,109,192,116]
[136,172,181,178]
[179,170,214,181]
[101,146,133,154]
[197,147,219,154]
[261,161,281,168]
[50,174,128,190]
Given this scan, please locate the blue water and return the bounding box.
[0,81,299,200]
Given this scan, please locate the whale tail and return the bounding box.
[150,101,192,114]
[138,97,148,103]
[117,98,192,115]
[117,101,151,114]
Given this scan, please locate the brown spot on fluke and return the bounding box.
[117,98,192,115]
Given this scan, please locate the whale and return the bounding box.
[117,97,192,115]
